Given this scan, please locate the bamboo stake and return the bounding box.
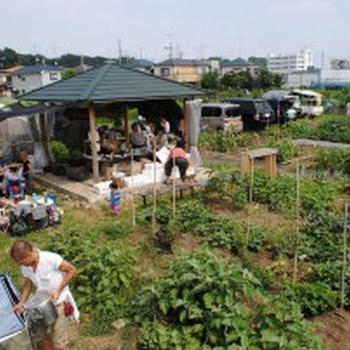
[293,159,300,283]
[172,153,176,219]
[340,201,348,310]
[152,138,157,234]
[131,148,136,228]
[246,158,254,248]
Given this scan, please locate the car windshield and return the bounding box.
[254,101,272,114]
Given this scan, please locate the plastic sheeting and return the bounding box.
[187,99,202,166]
[0,274,24,339]
[0,112,55,171]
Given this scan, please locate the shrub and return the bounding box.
[51,140,70,162]
[315,148,350,175]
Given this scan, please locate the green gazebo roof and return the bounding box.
[20,64,203,103]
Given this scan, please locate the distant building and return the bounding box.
[154,59,210,84]
[221,58,259,76]
[0,65,24,97]
[267,48,314,74]
[331,59,350,70]
[127,59,155,74]
[12,64,62,95]
[285,67,350,88]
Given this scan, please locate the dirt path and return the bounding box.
[313,309,350,350]
[293,139,350,149]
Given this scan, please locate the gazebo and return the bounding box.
[20,63,203,183]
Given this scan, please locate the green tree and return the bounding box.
[62,68,77,80]
[201,71,220,89]
[248,56,267,67]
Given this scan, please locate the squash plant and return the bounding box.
[137,249,323,350]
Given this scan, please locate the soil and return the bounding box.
[67,324,123,350]
[313,309,350,350]
[174,233,202,253]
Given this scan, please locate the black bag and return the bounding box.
[9,212,29,236]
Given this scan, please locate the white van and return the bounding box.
[291,89,324,117]
[200,103,243,132]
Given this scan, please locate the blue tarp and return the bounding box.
[0,274,25,339]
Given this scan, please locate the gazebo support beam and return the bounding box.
[183,98,190,152]
[88,103,99,183]
[124,107,129,145]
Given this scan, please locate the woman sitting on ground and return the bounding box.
[4,163,26,200]
[164,140,189,184]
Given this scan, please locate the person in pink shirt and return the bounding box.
[164,140,189,184]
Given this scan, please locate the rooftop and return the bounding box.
[157,59,210,67]
[20,63,203,102]
[14,64,62,76]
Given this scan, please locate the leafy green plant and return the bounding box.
[47,226,137,334]
[136,249,322,350]
[267,138,299,163]
[315,148,350,175]
[281,282,337,316]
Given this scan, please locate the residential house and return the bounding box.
[154,59,210,84]
[221,58,259,76]
[0,65,23,97]
[12,64,62,95]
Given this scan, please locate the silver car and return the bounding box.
[201,103,243,132]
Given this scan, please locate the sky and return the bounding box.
[0,0,348,66]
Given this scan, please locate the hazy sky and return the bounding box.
[0,0,348,65]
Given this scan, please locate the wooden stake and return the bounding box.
[246,158,254,248]
[293,159,300,283]
[341,201,348,310]
[131,148,136,227]
[152,138,157,234]
[172,153,176,219]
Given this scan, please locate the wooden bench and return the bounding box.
[139,180,203,206]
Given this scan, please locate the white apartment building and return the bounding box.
[267,48,314,74]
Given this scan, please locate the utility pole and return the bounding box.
[118,39,123,65]
[165,33,174,59]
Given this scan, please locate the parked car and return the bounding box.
[290,89,324,117]
[222,98,276,130]
[200,103,243,132]
[262,90,302,123]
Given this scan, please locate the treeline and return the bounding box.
[201,69,283,91]
[0,47,135,69]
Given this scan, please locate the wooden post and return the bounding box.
[88,104,99,183]
[341,201,348,310]
[293,159,300,283]
[183,98,190,152]
[124,107,129,146]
